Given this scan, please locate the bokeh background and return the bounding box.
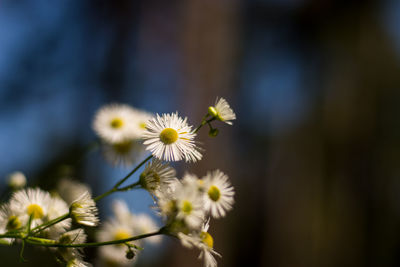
[1,0,400,266]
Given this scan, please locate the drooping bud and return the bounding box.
[208,128,219,137]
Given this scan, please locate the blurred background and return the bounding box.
[1,0,400,266]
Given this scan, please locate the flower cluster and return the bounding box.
[0,183,99,266]
[93,104,153,167]
[153,170,234,267]
[97,200,160,266]
[0,97,236,267]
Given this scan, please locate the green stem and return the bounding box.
[117,181,141,192]
[31,213,70,235]
[94,155,153,202]
[0,233,23,239]
[25,229,163,248]
[194,117,216,133]
[93,187,117,202]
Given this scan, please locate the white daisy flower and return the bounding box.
[142,113,202,162]
[112,200,133,223]
[101,140,145,167]
[47,196,72,238]
[133,213,161,245]
[202,170,234,218]
[97,202,139,266]
[98,245,136,267]
[139,158,178,197]
[130,108,154,139]
[182,172,204,191]
[58,229,90,267]
[58,228,87,257]
[57,178,92,205]
[155,182,179,220]
[175,183,205,229]
[92,104,137,144]
[9,188,52,228]
[0,204,19,244]
[7,171,26,189]
[208,97,236,125]
[70,191,99,227]
[178,220,221,267]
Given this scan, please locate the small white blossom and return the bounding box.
[175,182,205,229]
[202,170,234,218]
[57,178,92,205]
[0,204,18,244]
[139,158,178,197]
[133,213,161,245]
[92,104,138,144]
[58,229,89,267]
[9,188,52,228]
[101,140,145,167]
[7,171,26,189]
[47,196,72,238]
[178,220,221,267]
[70,191,99,227]
[142,113,202,162]
[208,97,236,125]
[97,200,139,266]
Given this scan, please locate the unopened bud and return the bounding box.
[126,249,135,260]
[208,128,219,137]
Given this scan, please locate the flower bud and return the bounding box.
[7,171,26,190]
[126,249,135,260]
[208,128,219,137]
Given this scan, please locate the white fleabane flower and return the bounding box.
[142,113,202,162]
[178,220,221,267]
[98,200,138,245]
[47,196,72,237]
[7,171,26,189]
[175,183,205,229]
[112,200,135,224]
[133,213,161,245]
[182,172,204,191]
[70,191,99,227]
[98,245,136,267]
[101,140,145,167]
[9,188,52,228]
[202,170,234,218]
[208,97,236,125]
[57,178,92,205]
[92,104,137,144]
[139,158,178,197]
[58,229,89,267]
[97,202,138,266]
[130,108,154,139]
[0,204,18,244]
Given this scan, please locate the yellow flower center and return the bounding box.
[182,200,193,214]
[114,230,131,241]
[27,204,44,219]
[159,128,178,144]
[140,171,161,191]
[113,141,133,154]
[200,231,214,248]
[110,118,124,129]
[139,122,147,129]
[208,186,221,202]
[6,215,21,230]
